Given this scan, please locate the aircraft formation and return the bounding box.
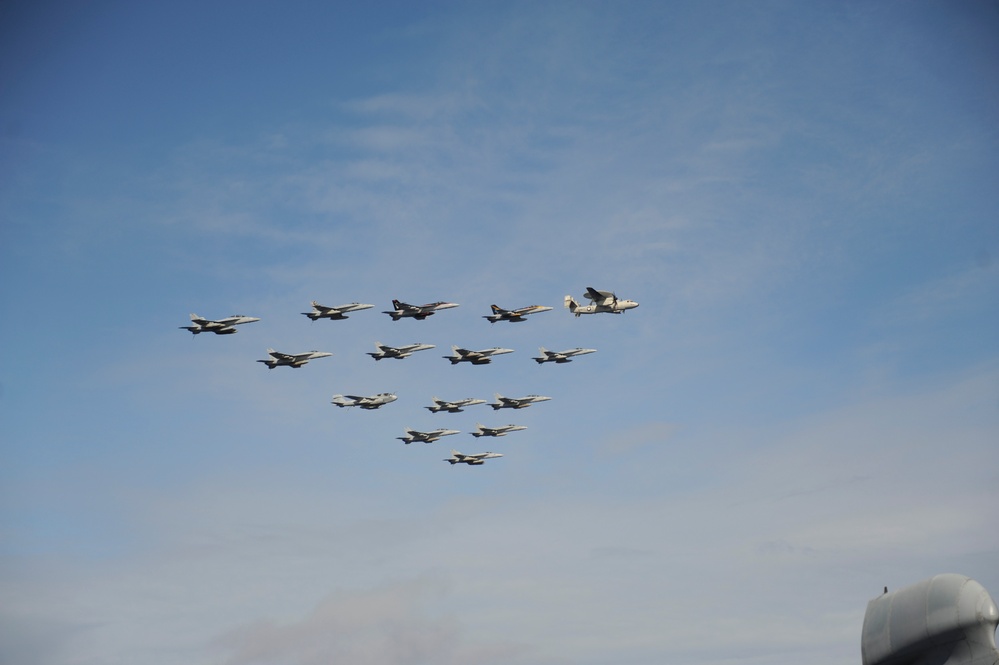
[181,288,638,467]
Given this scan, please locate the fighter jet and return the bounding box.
[444,450,504,466]
[331,393,398,409]
[471,423,527,438]
[397,427,461,444]
[302,301,374,321]
[257,348,332,369]
[483,304,553,323]
[489,393,551,410]
[533,346,598,364]
[383,299,459,321]
[180,313,260,335]
[443,345,515,365]
[564,287,639,316]
[367,342,436,361]
[425,397,487,413]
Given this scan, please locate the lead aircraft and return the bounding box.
[483,304,553,323]
[471,423,527,438]
[180,313,260,335]
[367,342,435,361]
[564,287,639,316]
[425,397,487,413]
[443,345,515,365]
[444,450,503,466]
[490,393,551,410]
[302,301,373,321]
[257,348,332,369]
[397,427,461,444]
[533,347,597,364]
[383,299,459,321]
[331,393,397,409]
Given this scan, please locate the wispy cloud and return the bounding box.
[214,581,522,665]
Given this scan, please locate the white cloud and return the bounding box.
[214,580,522,665]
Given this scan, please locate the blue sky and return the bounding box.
[2,1,998,663]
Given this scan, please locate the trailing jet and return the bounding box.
[257,348,332,369]
[367,342,436,361]
[302,301,373,321]
[444,450,503,466]
[180,313,260,335]
[483,304,553,323]
[471,423,527,438]
[331,393,398,409]
[564,287,639,316]
[383,299,459,321]
[426,397,487,413]
[533,347,598,364]
[397,427,461,444]
[489,393,551,410]
[443,345,515,365]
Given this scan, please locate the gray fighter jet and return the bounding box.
[383,299,459,321]
[444,450,504,466]
[564,287,639,316]
[257,348,332,369]
[443,345,514,365]
[471,423,527,438]
[367,342,436,361]
[533,347,597,364]
[397,427,461,444]
[489,393,551,410]
[180,313,260,335]
[331,393,397,409]
[302,301,373,321]
[425,397,487,413]
[483,304,553,323]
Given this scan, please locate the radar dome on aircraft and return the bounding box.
[862,573,999,665]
